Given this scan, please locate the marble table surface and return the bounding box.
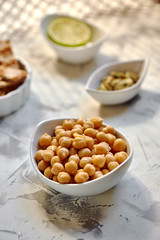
[0,1,160,239]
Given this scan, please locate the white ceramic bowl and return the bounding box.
[0,58,31,117]
[40,14,108,64]
[86,59,149,105]
[30,118,133,196]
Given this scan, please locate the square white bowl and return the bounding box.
[30,118,133,196]
[86,59,149,105]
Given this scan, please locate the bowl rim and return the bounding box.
[0,57,32,100]
[86,58,149,94]
[30,117,133,188]
[40,13,109,51]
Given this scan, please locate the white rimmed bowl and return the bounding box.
[40,14,108,64]
[86,59,149,105]
[30,118,133,196]
[0,58,31,117]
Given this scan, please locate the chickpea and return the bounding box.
[53,175,58,182]
[114,151,128,164]
[50,156,61,166]
[85,136,94,149]
[35,150,44,161]
[73,124,84,130]
[51,138,59,146]
[66,130,72,138]
[83,163,95,176]
[57,147,69,160]
[38,160,49,171]
[94,138,99,144]
[94,142,110,155]
[74,172,89,183]
[91,117,103,128]
[78,148,91,158]
[83,120,94,129]
[92,155,106,168]
[68,154,80,165]
[62,119,74,130]
[56,146,61,155]
[112,138,126,152]
[102,125,115,135]
[84,128,97,138]
[73,133,83,138]
[41,150,54,162]
[57,172,71,184]
[59,137,72,148]
[108,161,119,171]
[77,169,84,173]
[72,137,86,149]
[55,125,63,131]
[95,166,101,171]
[91,171,103,180]
[105,153,115,165]
[96,132,108,142]
[76,118,86,126]
[65,160,78,175]
[39,133,52,147]
[79,157,92,168]
[91,148,95,156]
[102,169,109,175]
[55,128,64,136]
[44,166,53,179]
[71,128,83,136]
[69,147,77,156]
[56,129,67,141]
[105,133,116,146]
[51,162,64,175]
[97,126,104,132]
[69,175,75,183]
[47,145,57,153]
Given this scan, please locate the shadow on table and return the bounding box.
[0,89,61,129]
[98,88,160,127]
[54,53,117,80]
[19,169,155,239]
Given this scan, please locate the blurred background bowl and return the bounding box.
[30,118,133,196]
[0,57,31,117]
[86,59,149,105]
[40,13,108,64]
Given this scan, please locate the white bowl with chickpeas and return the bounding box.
[86,59,149,105]
[30,117,133,196]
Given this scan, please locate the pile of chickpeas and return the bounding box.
[35,117,128,184]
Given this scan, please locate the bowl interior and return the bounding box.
[40,14,108,50]
[86,59,149,92]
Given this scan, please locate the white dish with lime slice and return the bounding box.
[40,14,109,64]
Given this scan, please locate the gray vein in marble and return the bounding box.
[6,160,28,183]
[137,135,149,165]
[123,200,160,223]
[0,229,22,238]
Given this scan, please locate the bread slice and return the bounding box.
[0,40,27,96]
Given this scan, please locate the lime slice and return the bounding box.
[47,17,92,47]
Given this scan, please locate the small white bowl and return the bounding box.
[86,59,149,105]
[30,118,133,196]
[40,14,108,64]
[0,58,31,117]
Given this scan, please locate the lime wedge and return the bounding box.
[47,17,92,47]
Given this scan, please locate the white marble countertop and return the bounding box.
[0,1,160,239]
